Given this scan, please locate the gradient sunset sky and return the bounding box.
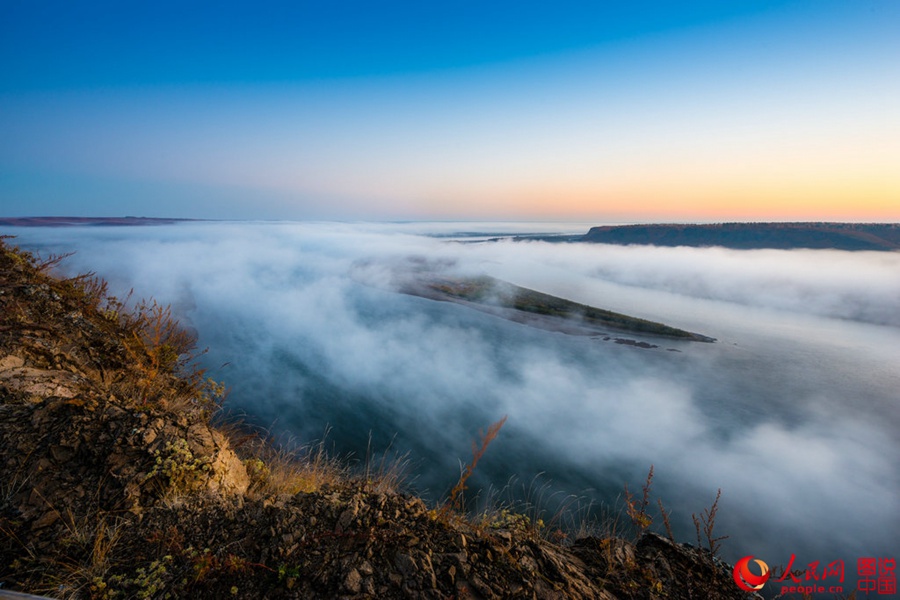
[2,1,898,221]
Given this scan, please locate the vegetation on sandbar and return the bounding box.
[420,275,713,341]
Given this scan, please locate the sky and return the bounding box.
[1,0,899,221]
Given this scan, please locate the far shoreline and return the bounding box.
[0,216,205,227]
[3,217,899,252]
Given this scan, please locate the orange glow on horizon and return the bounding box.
[411,174,900,222]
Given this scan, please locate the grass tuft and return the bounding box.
[359,433,414,495]
[244,436,349,498]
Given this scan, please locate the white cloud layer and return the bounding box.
[11,222,900,567]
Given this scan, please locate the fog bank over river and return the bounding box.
[10,221,899,572]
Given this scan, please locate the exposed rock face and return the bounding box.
[0,238,755,599]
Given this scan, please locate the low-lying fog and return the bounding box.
[10,222,899,574]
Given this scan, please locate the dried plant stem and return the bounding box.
[692,488,728,555]
[440,416,507,518]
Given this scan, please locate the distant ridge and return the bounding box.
[580,222,900,251]
[0,216,202,227]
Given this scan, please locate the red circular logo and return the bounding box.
[733,555,770,591]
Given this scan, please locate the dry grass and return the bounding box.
[438,416,507,520]
[2,238,224,416]
[33,250,75,273]
[0,467,31,514]
[623,464,655,536]
[359,433,414,495]
[244,436,349,498]
[118,298,226,412]
[692,488,727,554]
[620,466,729,558]
[216,419,413,500]
[38,513,125,599]
[472,475,609,543]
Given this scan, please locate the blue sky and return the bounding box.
[2,0,899,220]
[2,1,796,89]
